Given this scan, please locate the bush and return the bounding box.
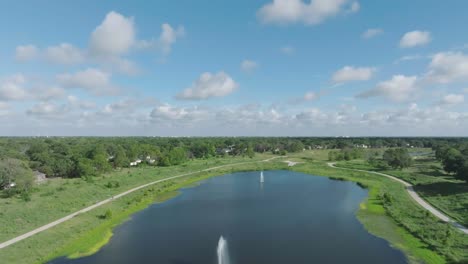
[103,209,112,219]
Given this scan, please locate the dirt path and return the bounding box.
[0,157,283,249]
[327,162,468,234]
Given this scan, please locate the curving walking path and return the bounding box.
[327,162,468,234]
[0,157,282,250]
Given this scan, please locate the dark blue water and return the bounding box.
[50,170,407,264]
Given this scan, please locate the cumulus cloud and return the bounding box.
[26,102,69,119]
[150,104,210,125]
[32,86,66,101]
[241,60,259,73]
[45,43,85,64]
[399,31,432,48]
[159,23,185,55]
[257,0,359,26]
[304,91,318,101]
[137,23,185,55]
[67,95,96,110]
[438,94,464,106]
[89,11,136,57]
[176,72,238,100]
[0,74,28,101]
[14,12,183,74]
[280,46,295,55]
[57,68,118,96]
[425,52,468,83]
[4,98,468,136]
[0,75,69,102]
[362,28,383,39]
[15,45,38,61]
[332,66,375,83]
[357,75,419,102]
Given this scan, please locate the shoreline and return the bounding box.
[50,164,444,264]
[0,158,454,264]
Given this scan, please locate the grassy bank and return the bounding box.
[335,155,468,227]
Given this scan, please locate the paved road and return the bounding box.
[327,162,468,234]
[0,157,282,249]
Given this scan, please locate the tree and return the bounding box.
[246,146,255,159]
[441,148,463,174]
[112,146,128,168]
[0,158,34,196]
[383,148,412,169]
[168,147,188,165]
[453,158,468,182]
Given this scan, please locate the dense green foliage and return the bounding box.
[382,148,412,169]
[0,158,34,197]
[328,148,364,161]
[434,144,468,182]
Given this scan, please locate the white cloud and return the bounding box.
[394,54,423,64]
[439,94,464,106]
[4,99,468,136]
[362,28,383,39]
[0,102,8,110]
[257,0,359,26]
[45,43,85,64]
[241,60,259,73]
[357,75,419,102]
[26,102,68,119]
[280,46,295,55]
[425,52,468,83]
[304,91,318,101]
[150,104,210,124]
[216,105,285,126]
[67,95,96,110]
[332,66,375,83]
[57,68,118,96]
[32,86,66,101]
[176,72,238,100]
[136,23,185,56]
[89,11,136,57]
[159,24,185,55]
[399,31,432,48]
[15,45,38,61]
[0,74,28,101]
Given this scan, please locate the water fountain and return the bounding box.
[260,171,264,183]
[217,236,230,264]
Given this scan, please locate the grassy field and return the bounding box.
[0,154,274,242]
[1,150,467,264]
[334,150,468,227]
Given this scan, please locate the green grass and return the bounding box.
[335,153,468,227]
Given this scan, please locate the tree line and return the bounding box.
[2,137,468,197]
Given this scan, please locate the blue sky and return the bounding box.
[1,0,468,136]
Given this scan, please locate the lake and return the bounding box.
[49,170,407,264]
